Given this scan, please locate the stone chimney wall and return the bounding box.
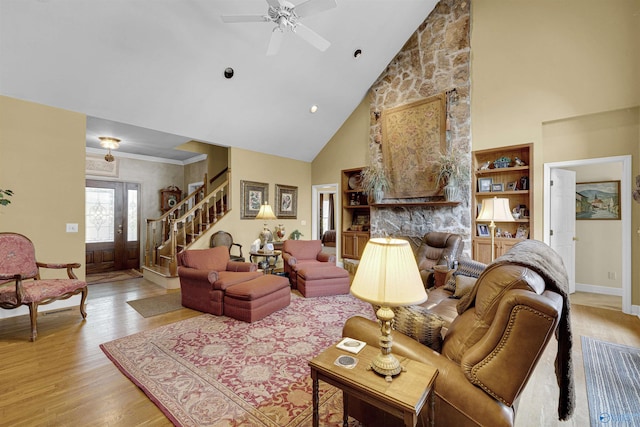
[368,0,472,252]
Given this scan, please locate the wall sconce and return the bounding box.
[99,137,120,163]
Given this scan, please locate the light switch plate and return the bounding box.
[66,223,79,233]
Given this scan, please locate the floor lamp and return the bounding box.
[476,197,514,262]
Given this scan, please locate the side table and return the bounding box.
[309,342,438,427]
[249,250,282,274]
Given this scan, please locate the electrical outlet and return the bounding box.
[66,223,78,233]
[608,272,617,280]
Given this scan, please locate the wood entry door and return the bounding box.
[85,180,140,274]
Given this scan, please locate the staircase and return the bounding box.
[142,169,231,289]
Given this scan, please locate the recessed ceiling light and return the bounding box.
[310,105,318,113]
[224,67,234,79]
[353,49,362,58]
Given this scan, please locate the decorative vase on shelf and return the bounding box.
[373,188,384,204]
[275,224,286,241]
[444,178,459,202]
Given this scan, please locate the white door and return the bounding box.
[549,168,576,293]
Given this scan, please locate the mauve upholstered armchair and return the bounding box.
[281,240,336,288]
[177,246,261,315]
[0,232,88,341]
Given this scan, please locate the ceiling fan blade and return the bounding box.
[294,0,337,18]
[266,28,285,56]
[265,0,284,9]
[221,15,269,23]
[294,22,330,52]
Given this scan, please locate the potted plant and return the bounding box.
[360,164,391,203]
[435,150,469,201]
[289,229,303,240]
[0,188,13,207]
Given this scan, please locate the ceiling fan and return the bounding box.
[221,0,337,56]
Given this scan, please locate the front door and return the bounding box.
[85,180,140,274]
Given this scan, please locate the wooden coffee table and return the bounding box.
[309,342,438,427]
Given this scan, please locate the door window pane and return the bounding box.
[127,189,138,242]
[86,187,115,243]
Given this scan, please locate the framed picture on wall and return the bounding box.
[575,180,621,220]
[275,184,298,219]
[240,180,269,219]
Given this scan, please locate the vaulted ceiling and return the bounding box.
[0,0,438,162]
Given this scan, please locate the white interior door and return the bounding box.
[549,168,576,293]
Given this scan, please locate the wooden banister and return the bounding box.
[144,170,231,275]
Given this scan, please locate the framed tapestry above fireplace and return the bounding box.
[381,94,446,198]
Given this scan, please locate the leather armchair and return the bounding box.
[415,232,463,287]
[343,257,567,427]
[177,246,261,315]
[282,240,336,288]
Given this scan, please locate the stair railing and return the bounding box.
[145,169,230,275]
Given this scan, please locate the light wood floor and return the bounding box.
[0,279,638,427]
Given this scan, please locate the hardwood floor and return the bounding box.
[0,281,638,426]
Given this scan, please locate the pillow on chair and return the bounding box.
[374,304,445,352]
[444,257,486,293]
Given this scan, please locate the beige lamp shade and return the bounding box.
[477,197,514,222]
[350,238,427,307]
[255,203,276,220]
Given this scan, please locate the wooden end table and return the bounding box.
[309,342,438,427]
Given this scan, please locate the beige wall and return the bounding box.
[176,140,228,189]
[1,96,87,282]
[543,108,639,295]
[312,98,370,185]
[471,0,640,304]
[471,0,640,238]
[311,97,370,259]
[189,147,312,262]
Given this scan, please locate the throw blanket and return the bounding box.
[457,239,575,421]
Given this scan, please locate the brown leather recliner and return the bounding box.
[415,232,463,287]
[343,241,572,427]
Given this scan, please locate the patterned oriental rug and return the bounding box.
[581,336,640,426]
[101,292,375,426]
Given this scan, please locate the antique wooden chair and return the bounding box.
[0,232,88,341]
[210,230,245,262]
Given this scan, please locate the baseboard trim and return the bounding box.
[575,283,623,296]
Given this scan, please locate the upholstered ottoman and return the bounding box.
[223,274,291,322]
[296,265,350,297]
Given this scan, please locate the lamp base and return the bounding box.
[369,306,406,382]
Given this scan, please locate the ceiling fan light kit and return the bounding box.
[221,0,337,56]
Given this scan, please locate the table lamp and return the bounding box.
[255,202,276,247]
[350,237,428,382]
[476,197,515,261]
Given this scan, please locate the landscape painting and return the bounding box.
[575,181,620,220]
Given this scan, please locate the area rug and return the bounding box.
[87,269,143,285]
[101,292,375,426]
[581,336,640,426]
[127,292,183,318]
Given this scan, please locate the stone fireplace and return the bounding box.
[367,0,472,253]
